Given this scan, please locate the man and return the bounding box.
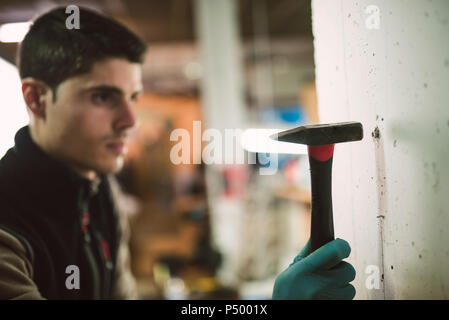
[0,7,355,300]
[0,7,144,299]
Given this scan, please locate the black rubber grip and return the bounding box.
[309,155,335,252]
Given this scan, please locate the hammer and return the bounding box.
[271,122,363,252]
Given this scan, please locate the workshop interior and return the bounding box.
[0,0,448,300]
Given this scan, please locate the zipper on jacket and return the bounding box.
[93,230,113,299]
[80,209,102,299]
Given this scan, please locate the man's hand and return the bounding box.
[272,238,356,300]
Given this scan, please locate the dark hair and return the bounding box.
[18,6,147,100]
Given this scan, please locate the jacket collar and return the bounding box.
[8,126,104,219]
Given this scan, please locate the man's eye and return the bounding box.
[130,94,140,103]
[92,92,111,104]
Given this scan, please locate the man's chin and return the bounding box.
[95,156,125,175]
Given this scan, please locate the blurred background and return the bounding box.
[0,0,318,299]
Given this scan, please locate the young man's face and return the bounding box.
[41,58,142,178]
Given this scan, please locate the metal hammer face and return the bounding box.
[271,121,363,252]
[272,121,363,146]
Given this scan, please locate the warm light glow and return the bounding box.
[0,22,31,43]
[0,57,29,157]
[241,128,307,154]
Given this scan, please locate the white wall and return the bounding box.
[312,0,449,299]
[0,57,28,157]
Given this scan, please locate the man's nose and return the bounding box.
[114,100,138,132]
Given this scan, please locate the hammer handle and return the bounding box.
[308,145,335,252]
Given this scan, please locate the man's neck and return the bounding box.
[29,126,98,181]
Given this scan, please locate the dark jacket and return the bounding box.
[0,126,134,299]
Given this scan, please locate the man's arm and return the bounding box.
[0,228,45,300]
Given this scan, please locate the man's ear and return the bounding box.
[21,78,49,119]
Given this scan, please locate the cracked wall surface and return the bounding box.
[312,0,449,299]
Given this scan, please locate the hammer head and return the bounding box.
[271,121,363,146]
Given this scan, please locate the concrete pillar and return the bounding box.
[194,0,246,131]
[194,0,247,287]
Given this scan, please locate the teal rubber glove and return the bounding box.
[272,238,356,300]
